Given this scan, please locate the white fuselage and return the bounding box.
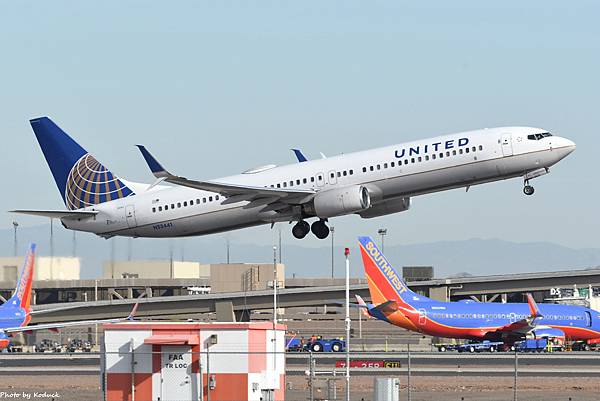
[63,127,575,238]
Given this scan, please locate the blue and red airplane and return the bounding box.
[0,244,138,349]
[356,236,600,344]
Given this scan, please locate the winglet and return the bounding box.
[355,294,370,318]
[291,149,308,162]
[136,145,170,178]
[526,293,542,318]
[126,292,146,320]
[127,302,139,321]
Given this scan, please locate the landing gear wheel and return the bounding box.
[523,185,535,196]
[311,220,330,239]
[292,221,310,239]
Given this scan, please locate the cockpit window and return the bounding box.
[527,132,552,140]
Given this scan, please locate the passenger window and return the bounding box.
[479,145,483,151]
[277,183,281,188]
[391,162,395,168]
[370,166,374,171]
[432,154,436,159]
[165,205,169,210]
[411,157,415,163]
[303,178,307,184]
[183,201,187,207]
[404,159,408,165]
[459,149,463,154]
[330,173,335,178]
[446,151,450,157]
[152,207,156,212]
[216,195,220,200]
[343,171,347,176]
[384,163,388,168]
[425,155,429,161]
[452,150,457,155]
[158,206,162,211]
[171,204,175,209]
[289,181,293,186]
[311,177,315,182]
[418,156,422,162]
[377,164,381,170]
[349,169,353,175]
[177,202,181,208]
[362,167,367,173]
[465,148,470,153]
[439,153,443,158]
[472,146,476,152]
[296,179,301,185]
[337,172,341,177]
[209,196,213,202]
[203,198,206,203]
[283,182,287,187]
[196,199,200,204]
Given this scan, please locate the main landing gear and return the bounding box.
[292,219,330,240]
[523,180,535,196]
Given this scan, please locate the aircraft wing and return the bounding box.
[136,145,315,211]
[487,294,542,336]
[1,303,139,334]
[10,209,99,219]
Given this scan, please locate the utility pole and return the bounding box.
[344,247,351,401]
[226,238,230,264]
[273,246,278,325]
[377,228,387,253]
[12,221,18,257]
[278,227,282,264]
[330,227,335,278]
[72,231,77,258]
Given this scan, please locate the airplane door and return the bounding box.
[418,308,427,326]
[328,170,337,185]
[501,134,513,156]
[125,205,137,228]
[316,172,325,187]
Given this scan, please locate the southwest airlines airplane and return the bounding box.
[0,244,138,349]
[357,236,600,344]
[14,117,575,240]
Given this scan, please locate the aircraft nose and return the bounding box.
[560,137,576,154]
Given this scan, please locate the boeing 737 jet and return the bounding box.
[14,117,575,240]
[0,244,138,349]
[357,236,600,344]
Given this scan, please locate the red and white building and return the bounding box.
[102,321,286,401]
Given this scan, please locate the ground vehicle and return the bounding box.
[456,341,504,353]
[285,336,345,352]
[515,339,548,352]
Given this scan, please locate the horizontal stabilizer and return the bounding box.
[11,209,99,219]
[373,300,399,314]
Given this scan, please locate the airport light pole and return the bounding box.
[377,228,387,253]
[273,246,277,325]
[330,227,335,278]
[226,238,230,263]
[344,247,351,401]
[12,221,18,257]
[278,227,282,263]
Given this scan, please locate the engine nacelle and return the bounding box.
[358,197,411,219]
[310,185,371,218]
[528,327,565,340]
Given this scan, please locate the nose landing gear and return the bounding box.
[523,180,535,196]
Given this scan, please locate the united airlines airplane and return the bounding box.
[0,244,138,349]
[13,117,575,240]
[357,236,600,344]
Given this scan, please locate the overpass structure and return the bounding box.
[27,267,600,324]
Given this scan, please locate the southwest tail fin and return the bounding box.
[29,117,134,210]
[5,244,36,310]
[357,236,428,307]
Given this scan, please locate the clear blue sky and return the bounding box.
[1,1,598,251]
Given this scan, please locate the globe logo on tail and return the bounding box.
[65,154,134,210]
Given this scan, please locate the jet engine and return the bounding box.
[307,185,371,218]
[528,327,565,339]
[358,197,411,219]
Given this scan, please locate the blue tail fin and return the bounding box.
[30,117,135,210]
